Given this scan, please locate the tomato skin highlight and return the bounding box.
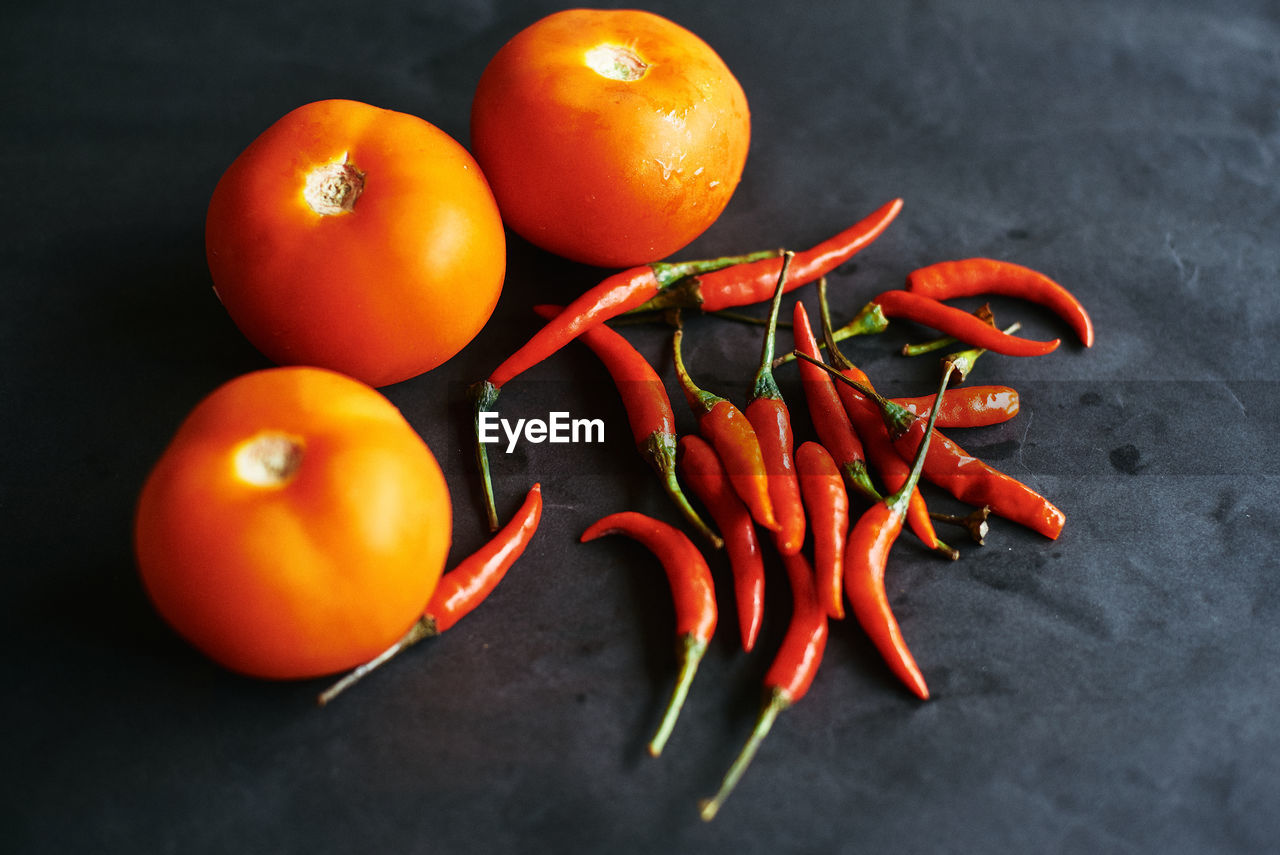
[134,367,453,680]
[471,9,750,268]
[205,99,506,387]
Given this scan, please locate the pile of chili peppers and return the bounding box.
[458,199,1090,819]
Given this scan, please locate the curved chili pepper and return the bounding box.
[810,284,956,561]
[678,435,765,653]
[628,199,904,315]
[699,550,828,821]
[794,441,849,620]
[744,252,806,555]
[892,385,1021,428]
[317,483,544,706]
[470,248,775,530]
[844,363,955,699]
[791,301,879,502]
[906,258,1094,347]
[865,290,1060,356]
[532,304,722,549]
[580,511,717,757]
[796,353,1066,540]
[672,322,779,533]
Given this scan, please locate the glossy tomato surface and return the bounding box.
[206,99,506,387]
[471,9,750,268]
[134,366,452,680]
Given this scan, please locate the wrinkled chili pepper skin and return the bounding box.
[532,305,721,548]
[892,385,1020,429]
[906,258,1094,347]
[744,397,805,555]
[678,436,766,652]
[424,483,542,635]
[895,426,1066,539]
[791,302,877,501]
[844,501,929,700]
[580,511,717,643]
[871,290,1061,356]
[695,199,903,312]
[795,442,849,620]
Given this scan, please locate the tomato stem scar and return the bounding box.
[234,432,304,486]
[585,44,650,81]
[304,156,365,215]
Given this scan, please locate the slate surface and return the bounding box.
[5,1,1279,852]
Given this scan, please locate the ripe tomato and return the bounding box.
[206,99,506,387]
[134,367,452,680]
[470,9,750,268]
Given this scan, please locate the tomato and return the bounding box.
[470,9,750,268]
[134,367,452,680]
[205,99,506,388]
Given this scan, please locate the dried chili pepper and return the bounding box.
[699,550,828,821]
[672,319,780,533]
[628,199,903,315]
[580,511,717,757]
[791,300,880,502]
[862,290,1060,356]
[906,258,1094,347]
[532,304,722,549]
[794,441,849,620]
[317,482,543,706]
[892,385,1021,428]
[678,435,766,653]
[471,248,775,530]
[744,251,806,555]
[843,362,956,699]
[796,353,1067,540]
[810,283,956,560]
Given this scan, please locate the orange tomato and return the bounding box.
[134,367,452,680]
[206,99,506,387]
[471,9,750,268]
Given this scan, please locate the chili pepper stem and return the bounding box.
[645,431,724,550]
[698,688,791,821]
[931,505,991,545]
[751,251,794,400]
[773,294,888,368]
[469,380,503,531]
[316,616,437,707]
[947,322,1020,381]
[649,634,707,757]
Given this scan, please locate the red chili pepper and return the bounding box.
[678,435,766,653]
[628,199,904,315]
[794,441,849,620]
[672,322,780,533]
[808,283,957,561]
[317,483,544,706]
[906,258,1094,347]
[471,248,775,530]
[744,252,806,555]
[891,385,1021,428]
[699,550,828,821]
[865,290,1061,356]
[531,304,722,550]
[580,511,717,757]
[791,301,880,502]
[796,353,1066,540]
[843,363,956,699]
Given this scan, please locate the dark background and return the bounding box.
[5,1,1279,852]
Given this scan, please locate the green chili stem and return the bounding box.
[649,634,707,757]
[750,251,794,402]
[698,688,791,821]
[316,616,435,707]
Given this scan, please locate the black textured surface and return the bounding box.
[5,1,1279,852]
